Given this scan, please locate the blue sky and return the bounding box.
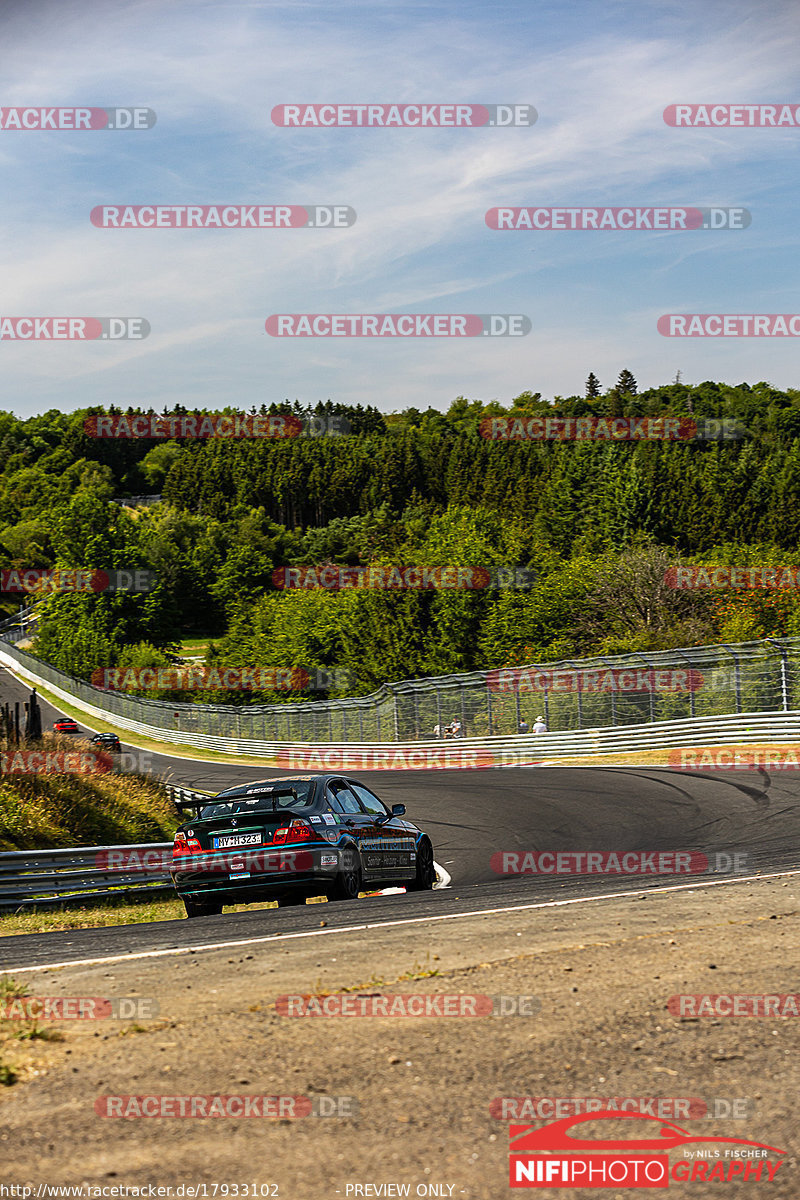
[1,0,799,417]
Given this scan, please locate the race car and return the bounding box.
[170,774,436,918]
[91,732,122,753]
[53,718,79,734]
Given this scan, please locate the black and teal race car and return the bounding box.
[170,774,436,917]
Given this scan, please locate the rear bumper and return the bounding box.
[170,844,341,900]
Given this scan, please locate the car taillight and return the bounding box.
[172,832,202,858]
[273,820,321,844]
[172,832,190,858]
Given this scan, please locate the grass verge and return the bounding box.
[0,892,336,937]
[0,737,179,851]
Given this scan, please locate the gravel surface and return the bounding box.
[0,873,797,1198]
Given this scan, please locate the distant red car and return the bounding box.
[53,719,79,734]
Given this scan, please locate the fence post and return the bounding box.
[765,638,789,711]
[675,650,697,718]
[635,653,656,723]
[721,645,742,713]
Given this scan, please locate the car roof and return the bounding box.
[211,774,372,801]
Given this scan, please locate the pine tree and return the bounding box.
[616,369,638,395]
[585,373,601,399]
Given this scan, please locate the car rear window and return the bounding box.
[200,779,315,818]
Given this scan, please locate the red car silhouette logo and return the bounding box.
[510,1110,785,1154]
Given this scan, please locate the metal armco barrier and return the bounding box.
[166,783,212,810]
[0,787,211,910]
[0,843,175,910]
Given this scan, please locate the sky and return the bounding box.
[1,0,799,417]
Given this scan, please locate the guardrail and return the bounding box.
[0,843,175,911]
[0,786,211,911]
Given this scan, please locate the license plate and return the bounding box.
[213,832,261,849]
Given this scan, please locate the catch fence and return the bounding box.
[0,635,797,744]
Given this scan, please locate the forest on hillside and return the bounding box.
[2,374,800,702]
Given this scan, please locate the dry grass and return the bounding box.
[0,892,328,938]
[0,735,178,851]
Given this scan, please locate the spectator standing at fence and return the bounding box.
[433,722,442,739]
[518,718,529,734]
[533,715,547,734]
[451,718,463,738]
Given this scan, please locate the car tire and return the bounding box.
[183,896,223,918]
[329,844,362,901]
[276,893,306,907]
[407,838,435,891]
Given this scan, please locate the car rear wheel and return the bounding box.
[329,845,362,901]
[183,896,223,918]
[407,838,435,891]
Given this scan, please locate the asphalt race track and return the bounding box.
[2,665,799,971]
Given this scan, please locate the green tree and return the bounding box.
[585,373,601,399]
[616,369,638,395]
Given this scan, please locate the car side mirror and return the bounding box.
[391,804,406,816]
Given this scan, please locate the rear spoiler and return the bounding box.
[167,784,299,816]
[166,785,212,816]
